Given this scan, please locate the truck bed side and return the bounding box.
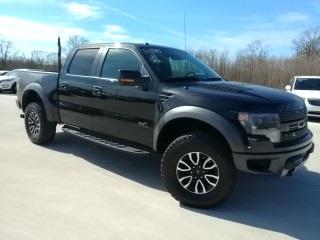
[16,70,60,122]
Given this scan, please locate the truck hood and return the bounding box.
[162,81,305,113]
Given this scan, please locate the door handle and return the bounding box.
[93,85,102,96]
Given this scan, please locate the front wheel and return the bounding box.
[25,102,56,145]
[161,132,236,208]
[11,83,17,93]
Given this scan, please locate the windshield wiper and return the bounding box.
[206,77,222,81]
[167,77,200,82]
[166,76,222,82]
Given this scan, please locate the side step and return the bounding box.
[62,127,150,155]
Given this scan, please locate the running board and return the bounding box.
[62,127,150,154]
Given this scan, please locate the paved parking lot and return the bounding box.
[0,93,319,240]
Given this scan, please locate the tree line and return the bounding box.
[0,35,89,72]
[195,27,320,88]
[1,27,320,88]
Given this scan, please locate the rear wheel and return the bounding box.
[161,132,236,208]
[25,102,56,144]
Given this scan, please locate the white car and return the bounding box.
[0,70,20,93]
[0,70,9,76]
[286,76,320,118]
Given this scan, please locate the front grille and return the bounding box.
[279,108,307,122]
[308,99,320,106]
[281,127,309,142]
[309,111,320,115]
[280,108,308,142]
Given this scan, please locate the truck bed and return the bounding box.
[16,70,58,102]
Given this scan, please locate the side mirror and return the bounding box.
[118,70,150,90]
[285,85,291,92]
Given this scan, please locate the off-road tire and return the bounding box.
[11,83,17,93]
[25,102,56,144]
[161,132,236,208]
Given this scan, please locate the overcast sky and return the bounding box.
[0,0,319,56]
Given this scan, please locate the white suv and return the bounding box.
[286,76,320,118]
[0,70,19,93]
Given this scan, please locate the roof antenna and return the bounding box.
[184,12,187,74]
[57,36,62,73]
[184,13,187,53]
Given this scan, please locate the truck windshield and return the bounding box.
[295,78,320,90]
[140,46,222,82]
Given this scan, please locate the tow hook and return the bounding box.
[281,168,296,177]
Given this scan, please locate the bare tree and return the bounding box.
[244,40,269,61]
[293,27,320,58]
[195,49,218,68]
[0,37,14,68]
[46,52,58,65]
[31,50,48,67]
[65,35,90,55]
[227,41,268,83]
[46,52,59,71]
[218,49,230,76]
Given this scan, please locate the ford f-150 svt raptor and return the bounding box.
[16,43,314,208]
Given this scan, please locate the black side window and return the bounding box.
[68,48,99,76]
[101,48,142,79]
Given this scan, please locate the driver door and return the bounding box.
[92,47,156,147]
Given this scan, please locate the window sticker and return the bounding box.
[142,48,163,64]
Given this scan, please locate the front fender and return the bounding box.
[153,106,245,152]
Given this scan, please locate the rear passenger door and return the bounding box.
[58,48,100,130]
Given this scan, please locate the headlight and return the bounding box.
[1,79,13,83]
[238,113,280,143]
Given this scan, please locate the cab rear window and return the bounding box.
[68,48,99,76]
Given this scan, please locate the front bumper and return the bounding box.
[0,81,13,90]
[233,132,314,176]
[305,101,320,117]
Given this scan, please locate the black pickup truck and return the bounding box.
[16,43,314,208]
